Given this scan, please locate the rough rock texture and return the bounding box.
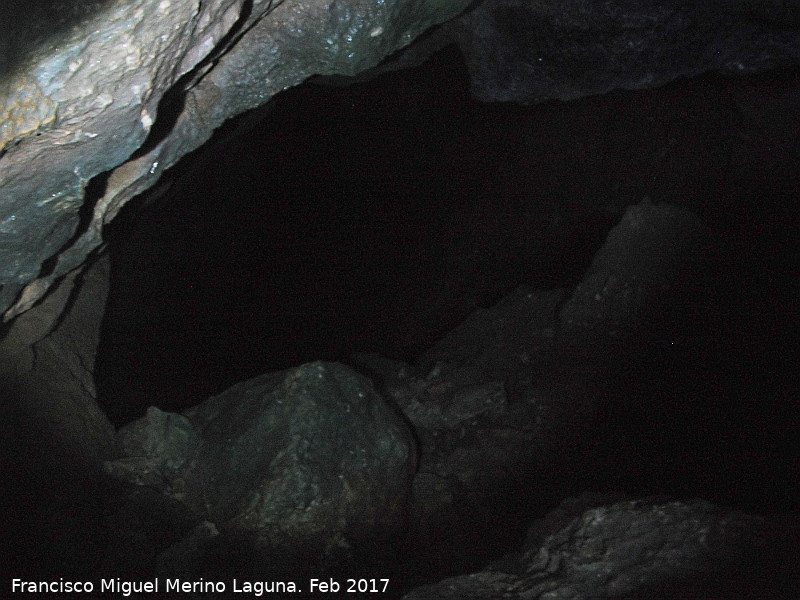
[416,201,707,392]
[557,199,708,357]
[2,1,800,324]
[0,254,119,578]
[450,0,800,103]
[94,202,714,583]
[105,361,416,566]
[351,200,710,574]
[0,0,473,321]
[401,495,800,599]
[334,0,800,102]
[0,254,115,468]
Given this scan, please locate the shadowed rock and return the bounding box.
[402,495,800,599]
[106,361,416,573]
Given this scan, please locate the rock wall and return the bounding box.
[1,0,799,323]
[0,0,473,322]
[452,0,800,103]
[0,255,114,469]
[1,1,798,596]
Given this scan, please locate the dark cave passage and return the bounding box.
[98,46,622,422]
[97,46,799,514]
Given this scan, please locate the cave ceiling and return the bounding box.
[1,0,800,322]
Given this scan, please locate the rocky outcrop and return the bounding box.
[337,1,800,102]
[95,199,714,584]
[0,255,114,470]
[349,200,711,575]
[0,0,473,322]
[2,0,800,325]
[450,0,800,103]
[105,361,416,573]
[402,495,800,599]
[0,254,118,579]
[6,192,794,595]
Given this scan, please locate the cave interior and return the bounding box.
[3,40,799,598]
[100,45,798,512]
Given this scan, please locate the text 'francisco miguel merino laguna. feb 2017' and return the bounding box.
[11,577,392,595]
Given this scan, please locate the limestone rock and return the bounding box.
[417,201,709,383]
[2,0,799,323]
[0,0,249,317]
[0,255,118,578]
[558,200,708,351]
[402,496,800,599]
[0,0,473,321]
[351,200,712,574]
[106,361,417,559]
[451,0,800,103]
[0,255,115,469]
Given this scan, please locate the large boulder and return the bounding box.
[351,200,711,575]
[105,361,416,568]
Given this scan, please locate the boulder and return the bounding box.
[402,495,800,599]
[105,361,416,567]
[352,200,711,575]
